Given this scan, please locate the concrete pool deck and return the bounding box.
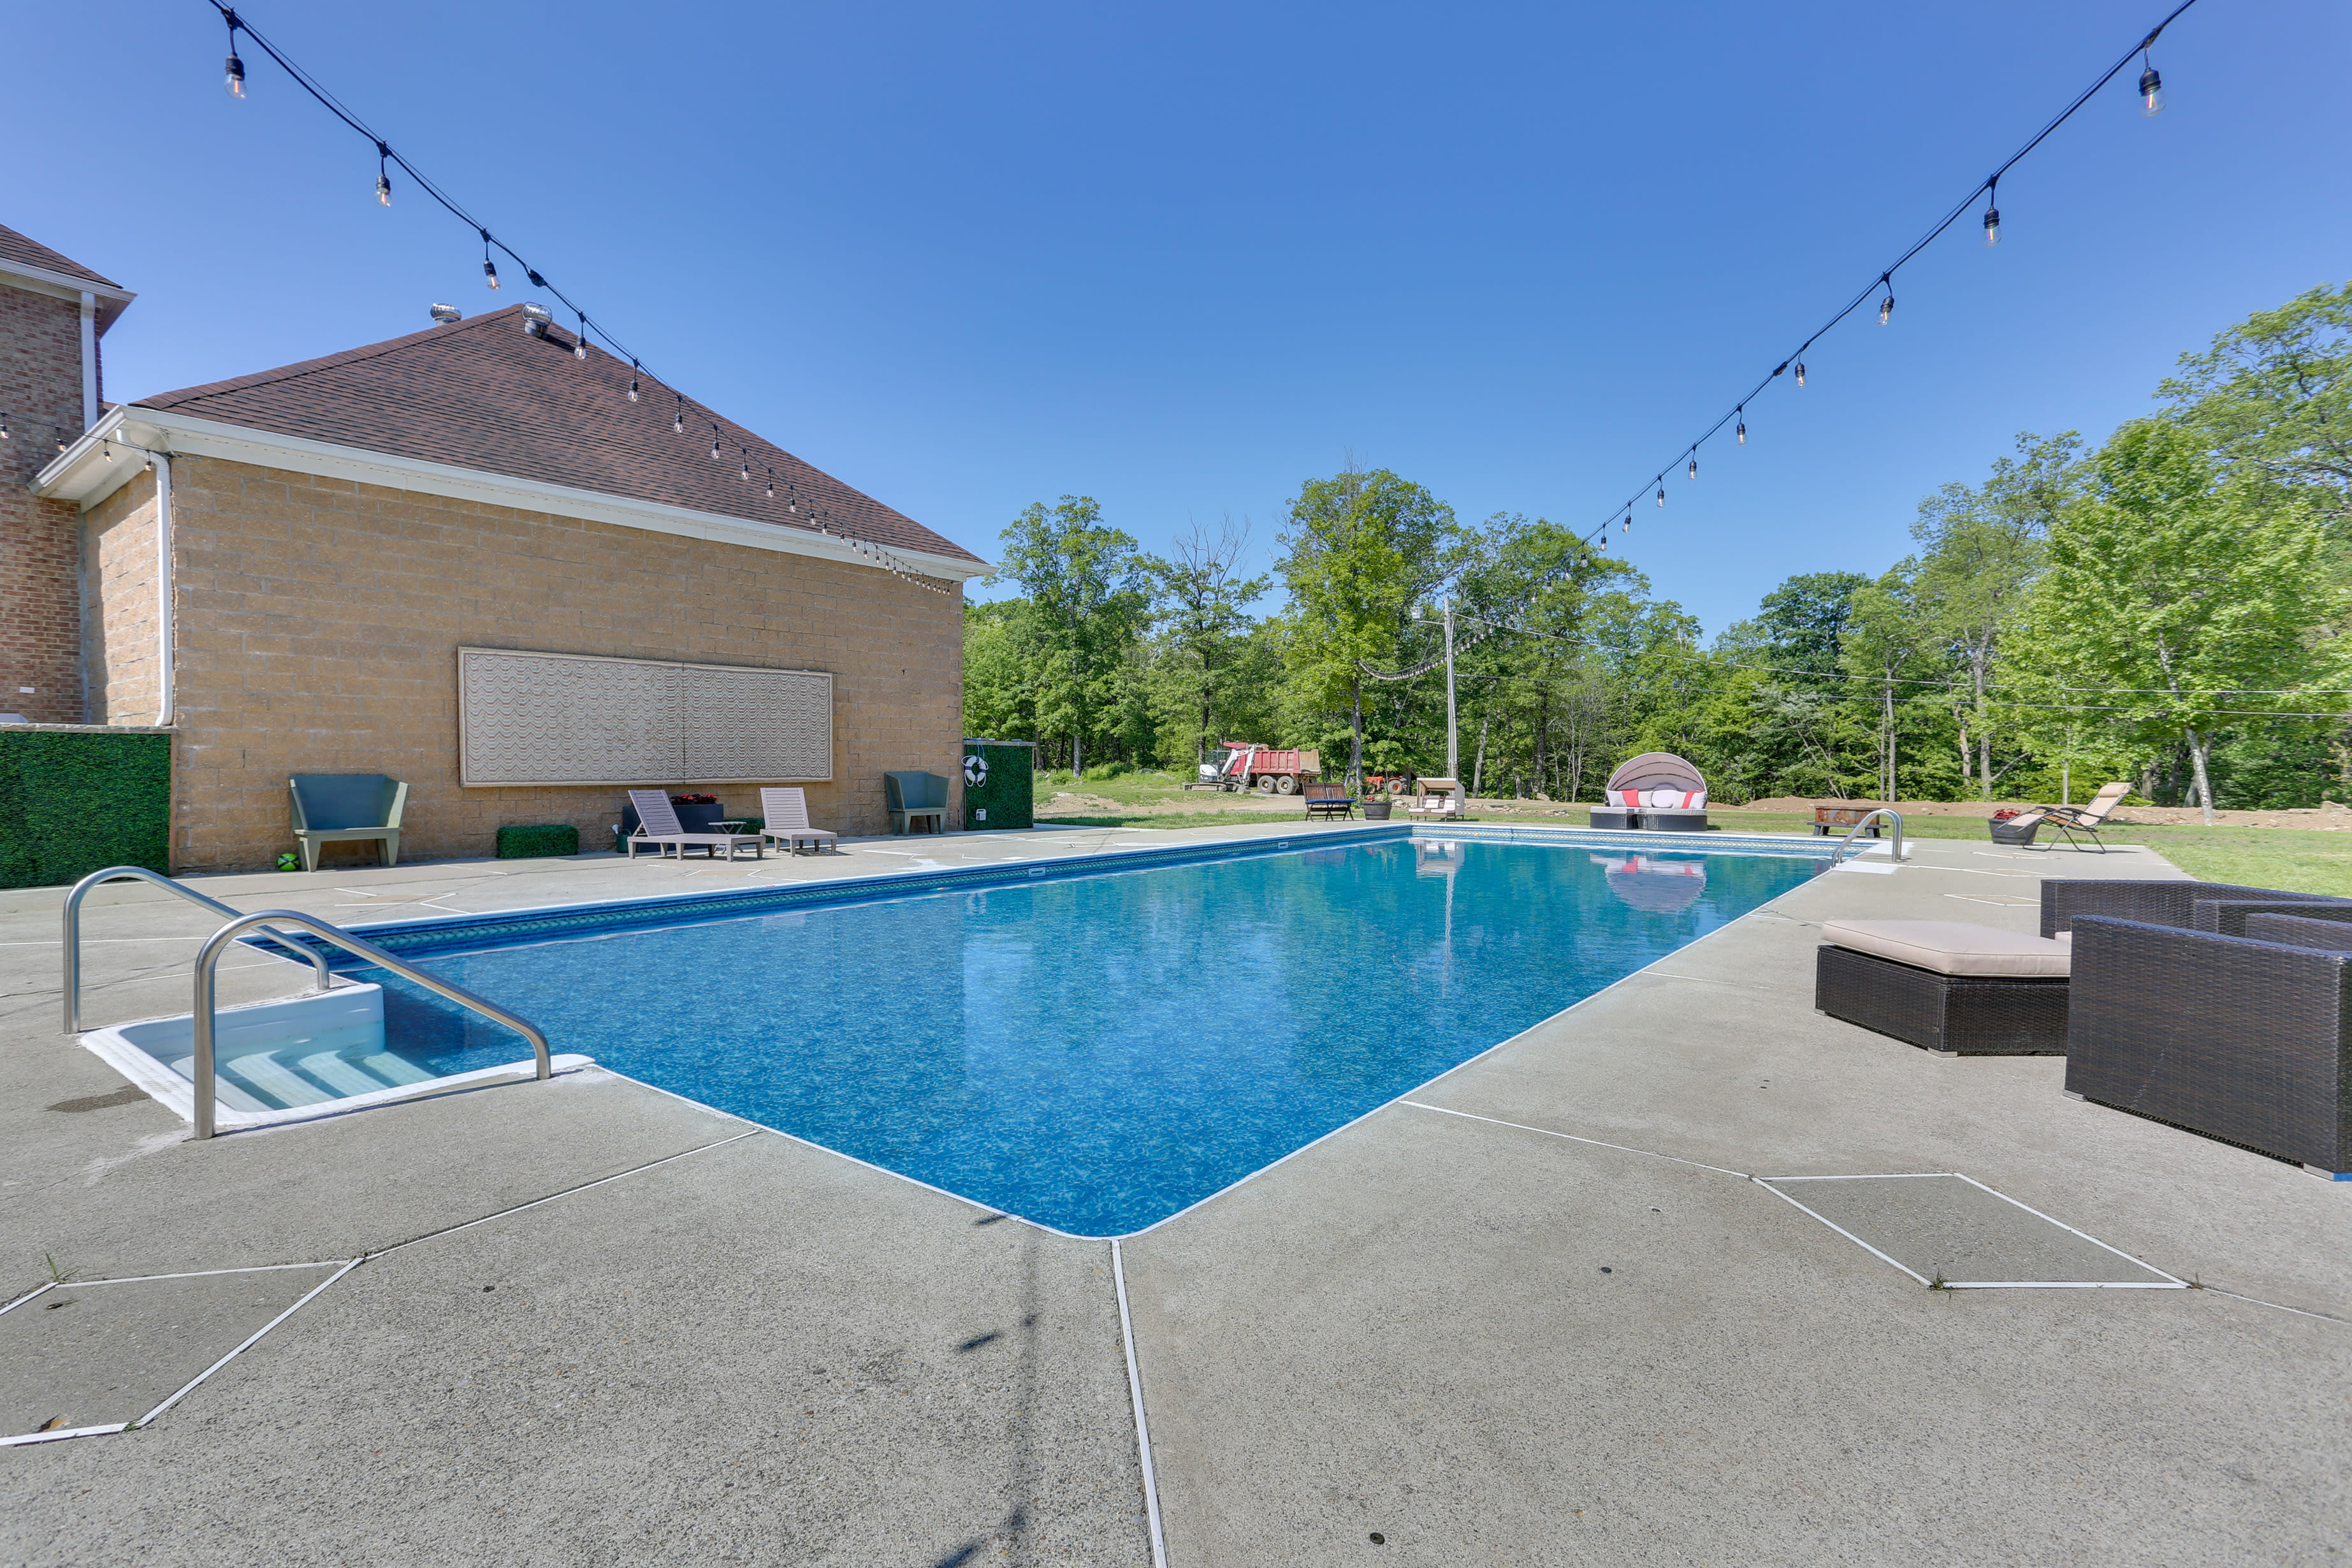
[3,823,2347,1564]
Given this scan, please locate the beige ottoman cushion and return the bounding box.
[1818,919,2072,978]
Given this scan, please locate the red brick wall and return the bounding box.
[0,284,89,722]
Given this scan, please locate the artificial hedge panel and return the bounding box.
[496,824,580,859]
[0,730,172,889]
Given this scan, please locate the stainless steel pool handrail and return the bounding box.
[189,910,551,1139]
[62,866,332,1034]
[1828,808,1906,866]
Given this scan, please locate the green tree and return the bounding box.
[1276,467,1467,788]
[2014,421,2342,823]
[1840,569,1939,802]
[1909,432,2084,797]
[1142,517,1270,767]
[2160,280,2352,532]
[961,599,1036,742]
[991,496,1149,776]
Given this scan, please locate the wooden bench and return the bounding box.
[1302,781,1355,820]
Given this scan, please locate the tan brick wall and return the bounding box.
[0,284,89,722]
[142,454,966,871]
[82,468,162,725]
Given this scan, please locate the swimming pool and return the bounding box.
[210,831,1814,1235]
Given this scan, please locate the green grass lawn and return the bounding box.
[1708,809,2352,896]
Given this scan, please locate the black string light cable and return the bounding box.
[1573,0,2200,549]
[200,2,957,597]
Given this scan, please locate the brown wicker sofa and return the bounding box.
[2054,883,2352,1180]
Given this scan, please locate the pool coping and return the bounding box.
[246,821,1847,967]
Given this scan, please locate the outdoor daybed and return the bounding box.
[1591,753,1709,832]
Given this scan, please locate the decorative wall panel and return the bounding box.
[458,648,832,785]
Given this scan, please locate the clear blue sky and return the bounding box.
[10,1,2346,635]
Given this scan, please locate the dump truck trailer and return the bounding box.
[1194,741,1321,795]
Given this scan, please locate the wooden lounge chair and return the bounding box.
[289,774,407,871]
[884,771,950,835]
[625,789,762,861]
[2000,781,2131,852]
[759,787,838,855]
[1302,781,1355,820]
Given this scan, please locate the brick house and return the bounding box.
[10,224,989,869]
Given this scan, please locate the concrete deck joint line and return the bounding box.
[365,1128,768,1260]
[1397,1100,1755,1178]
[1110,1238,1168,1568]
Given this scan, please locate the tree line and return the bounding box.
[964,283,2352,823]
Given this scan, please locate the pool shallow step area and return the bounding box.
[64,866,571,1135]
[74,824,1830,1233]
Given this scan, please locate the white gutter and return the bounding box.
[34,407,992,582]
[79,292,98,430]
[151,451,175,727]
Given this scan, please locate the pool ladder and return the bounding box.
[1826,808,1906,866]
[62,866,551,1139]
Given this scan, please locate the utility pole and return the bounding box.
[1443,594,1459,783]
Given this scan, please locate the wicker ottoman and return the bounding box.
[1816,920,2072,1056]
[1589,807,1640,830]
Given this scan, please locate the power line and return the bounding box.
[1576,0,2201,550]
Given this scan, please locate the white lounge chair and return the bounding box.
[625,790,763,861]
[759,787,839,855]
[1407,776,1465,819]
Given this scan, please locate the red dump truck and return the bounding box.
[1195,741,1321,795]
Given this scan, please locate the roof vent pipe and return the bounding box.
[520,303,553,338]
[430,303,462,325]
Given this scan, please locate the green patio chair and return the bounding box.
[289,774,408,871]
[884,771,950,835]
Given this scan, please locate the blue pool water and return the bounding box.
[342,837,1818,1234]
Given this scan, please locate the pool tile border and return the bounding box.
[254,822,1834,967]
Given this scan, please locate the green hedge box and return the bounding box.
[961,739,1035,830]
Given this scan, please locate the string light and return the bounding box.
[574,312,589,360]
[374,141,391,206]
[765,468,774,498]
[673,395,684,433]
[1622,512,1630,534]
[740,451,750,483]
[222,8,245,96]
[1687,455,1698,481]
[1566,2,2196,557]
[480,231,498,289]
[709,426,722,461]
[0,412,10,440]
[627,361,640,402]
[1655,485,1665,507]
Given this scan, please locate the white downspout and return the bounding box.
[151,453,175,727]
[78,291,99,430]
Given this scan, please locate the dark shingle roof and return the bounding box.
[136,304,984,567]
[0,223,123,289]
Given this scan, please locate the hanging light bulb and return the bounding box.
[574,315,588,360]
[709,426,722,460]
[1622,512,1631,534]
[1982,178,2001,246]
[673,396,685,434]
[627,362,640,402]
[1595,530,1608,551]
[2138,50,2164,115]
[740,451,750,483]
[1878,275,1894,325]
[1736,408,1746,444]
[765,468,775,498]
[374,143,392,207]
[1655,485,1666,507]
[1,412,10,440]
[481,231,500,290]
[1794,361,1806,387]
[1688,455,1698,481]
[223,11,246,96]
